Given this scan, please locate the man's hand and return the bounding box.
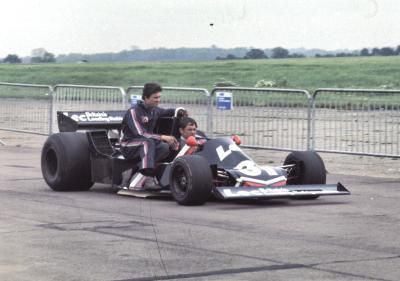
[161,135,179,150]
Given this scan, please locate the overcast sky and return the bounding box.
[1,0,399,57]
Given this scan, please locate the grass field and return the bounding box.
[1,56,400,92]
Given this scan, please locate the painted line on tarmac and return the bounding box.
[113,263,305,281]
[113,256,399,281]
[83,228,396,281]
[310,265,396,281]
[311,254,400,267]
[4,164,35,168]
[7,178,43,181]
[113,257,397,281]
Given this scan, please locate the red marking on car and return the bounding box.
[272,180,287,187]
[243,181,264,187]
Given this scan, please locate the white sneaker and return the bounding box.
[129,173,146,190]
[142,177,161,191]
[128,175,161,191]
[119,169,133,189]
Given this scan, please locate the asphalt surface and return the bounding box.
[0,146,399,281]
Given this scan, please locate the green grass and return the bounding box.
[1,56,400,92]
[1,57,400,107]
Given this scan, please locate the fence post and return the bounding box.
[206,90,212,137]
[310,90,318,151]
[49,86,54,135]
[122,88,127,109]
[307,93,313,150]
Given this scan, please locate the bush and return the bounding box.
[255,79,276,88]
[255,79,287,88]
[3,54,22,63]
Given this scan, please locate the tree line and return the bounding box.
[2,45,400,64]
[1,48,56,64]
[217,45,400,60]
[216,47,305,60]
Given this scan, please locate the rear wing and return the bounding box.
[57,111,125,132]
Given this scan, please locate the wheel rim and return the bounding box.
[172,165,188,197]
[287,160,303,182]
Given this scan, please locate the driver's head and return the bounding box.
[178,117,197,139]
[142,82,162,107]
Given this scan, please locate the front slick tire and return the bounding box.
[169,155,212,206]
[41,132,94,191]
[284,151,326,200]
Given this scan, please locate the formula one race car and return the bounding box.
[41,110,350,206]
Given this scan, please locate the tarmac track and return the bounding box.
[0,145,399,281]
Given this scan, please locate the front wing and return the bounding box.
[215,183,350,199]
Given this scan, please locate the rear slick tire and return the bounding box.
[41,132,94,191]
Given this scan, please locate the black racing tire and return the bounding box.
[284,151,326,199]
[41,132,94,191]
[169,155,212,206]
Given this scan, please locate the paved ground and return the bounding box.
[0,133,399,281]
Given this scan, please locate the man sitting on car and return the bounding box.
[120,82,186,190]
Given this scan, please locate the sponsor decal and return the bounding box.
[233,160,262,176]
[222,187,290,197]
[68,112,123,123]
[220,186,339,198]
[141,116,149,123]
[236,175,287,186]
[216,143,241,161]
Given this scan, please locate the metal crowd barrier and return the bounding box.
[1,82,399,158]
[52,84,126,133]
[0,82,53,135]
[126,86,211,133]
[210,87,312,151]
[312,88,400,158]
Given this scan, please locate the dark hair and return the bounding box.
[142,82,162,99]
[178,117,197,130]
